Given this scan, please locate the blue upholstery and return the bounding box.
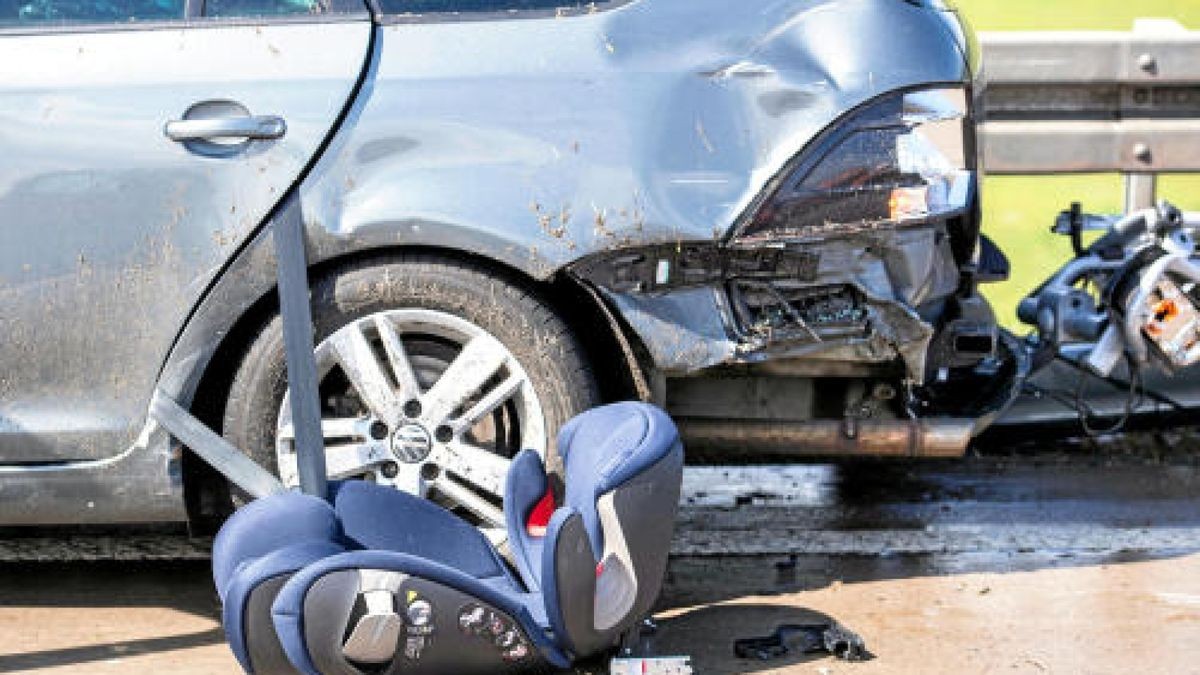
[222,541,346,673]
[214,402,682,674]
[212,492,345,673]
[503,449,549,592]
[330,480,509,580]
[212,492,340,601]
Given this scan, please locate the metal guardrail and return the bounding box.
[979,18,1200,210]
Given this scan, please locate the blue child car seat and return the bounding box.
[212,401,684,674]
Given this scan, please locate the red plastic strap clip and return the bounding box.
[525,489,555,537]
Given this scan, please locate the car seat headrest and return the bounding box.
[558,402,679,555]
[536,403,684,659]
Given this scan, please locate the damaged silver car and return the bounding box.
[0,0,999,529]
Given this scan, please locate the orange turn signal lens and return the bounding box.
[889,186,930,221]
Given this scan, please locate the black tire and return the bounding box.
[222,254,599,489]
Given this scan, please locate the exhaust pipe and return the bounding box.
[678,418,975,458]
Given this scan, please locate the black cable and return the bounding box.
[1053,352,1184,411]
[1025,354,1149,437]
[1074,355,1142,437]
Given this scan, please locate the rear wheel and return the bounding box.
[222,255,599,543]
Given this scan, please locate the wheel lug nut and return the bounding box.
[434,425,453,443]
[369,421,389,440]
[403,400,422,418]
[420,463,440,481]
[381,462,399,478]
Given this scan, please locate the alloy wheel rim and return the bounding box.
[275,308,547,545]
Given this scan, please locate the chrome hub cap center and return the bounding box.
[391,423,433,463]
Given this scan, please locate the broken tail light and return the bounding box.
[734,87,972,243]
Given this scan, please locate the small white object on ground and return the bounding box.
[610,656,693,674]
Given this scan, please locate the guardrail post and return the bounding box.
[1124,173,1159,212]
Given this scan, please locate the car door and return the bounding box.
[0,0,372,463]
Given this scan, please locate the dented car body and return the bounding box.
[0,0,1003,525]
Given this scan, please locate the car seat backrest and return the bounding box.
[331,480,508,580]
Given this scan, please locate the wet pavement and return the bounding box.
[2,439,1200,673]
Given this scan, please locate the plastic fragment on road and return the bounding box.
[734,621,868,662]
[610,656,693,674]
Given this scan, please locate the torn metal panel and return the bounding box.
[602,287,739,372]
[570,222,954,380]
[879,225,962,308]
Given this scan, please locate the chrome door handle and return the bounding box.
[164,115,287,142]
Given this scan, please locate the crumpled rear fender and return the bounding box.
[587,222,954,378]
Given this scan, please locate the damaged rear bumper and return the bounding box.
[568,219,967,383]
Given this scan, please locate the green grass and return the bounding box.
[955,0,1200,32]
[950,2,1200,328]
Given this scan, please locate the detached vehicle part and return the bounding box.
[1015,201,1200,433]
[734,621,868,663]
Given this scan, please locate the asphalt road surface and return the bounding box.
[2,434,1199,674]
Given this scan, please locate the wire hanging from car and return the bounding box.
[1075,355,1142,436]
[1025,353,1154,437]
